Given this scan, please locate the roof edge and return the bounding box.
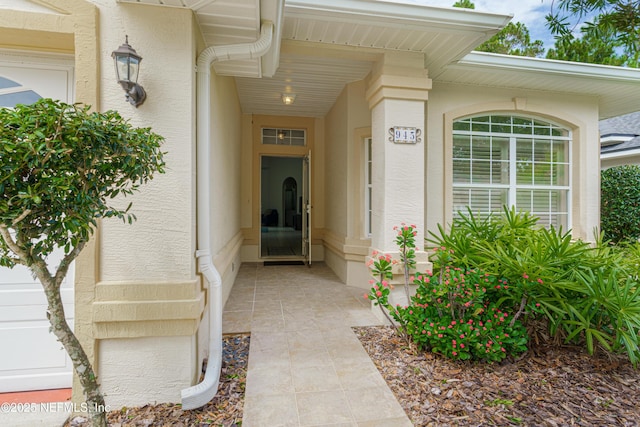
[284,0,512,33]
[456,51,640,82]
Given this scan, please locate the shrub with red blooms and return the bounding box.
[394,263,528,362]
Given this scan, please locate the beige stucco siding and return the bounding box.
[98,2,196,282]
[426,82,600,240]
[323,80,372,285]
[325,83,350,237]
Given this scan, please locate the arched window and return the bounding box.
[452,114,571,228]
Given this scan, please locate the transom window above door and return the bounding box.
[452,114,571,229]
[262,128,306,146]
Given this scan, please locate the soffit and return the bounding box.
[438,52,640,119]
[117,0,266,78]
[116,0,511,117]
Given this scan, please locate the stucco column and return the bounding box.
[365,52,432,285]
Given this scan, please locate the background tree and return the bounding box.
[547,0,640,66]
[0,99,165,427]
[546,24,630,65]
[601,165,640,243]
[453,0,545,57]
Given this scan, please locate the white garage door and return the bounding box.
[0,51,75,393]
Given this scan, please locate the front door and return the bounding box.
[0,52,75,392]
[260,155,308,259]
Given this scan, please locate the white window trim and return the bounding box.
[452,116,572,228]
[364,137,373,238]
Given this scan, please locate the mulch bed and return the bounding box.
[66,334,250,427]
[355,325,640,427]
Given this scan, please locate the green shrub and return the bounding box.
[395,261,528,362]
[427,208,640,366]
[601,165,640,243]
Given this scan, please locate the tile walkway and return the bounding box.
[223,262,413,427]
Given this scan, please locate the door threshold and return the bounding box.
[263,260,306,266]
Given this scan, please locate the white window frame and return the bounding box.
[364,137,373,237]
[452,115,572,229]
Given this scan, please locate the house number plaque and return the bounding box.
[389,126,421,144]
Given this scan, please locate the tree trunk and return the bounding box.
[40,267,107,427]
[0,226,107,427]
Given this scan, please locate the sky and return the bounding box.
[389,0,559,51]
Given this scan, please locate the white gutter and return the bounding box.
[181,20,274,410]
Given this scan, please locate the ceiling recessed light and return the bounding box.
[281,94,296,105]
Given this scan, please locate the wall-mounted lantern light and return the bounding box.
[111,36,146,107]
[277,130,286,140]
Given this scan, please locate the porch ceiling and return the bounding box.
[116,0,511,118]
[116,0,640,119]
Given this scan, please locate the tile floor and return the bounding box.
[223,262,413,427]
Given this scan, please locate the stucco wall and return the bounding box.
[602,154,640,169]
[99,336,195,408]
[88,1,202,407]
[98,2,196,282]
[324,83,350,237]
[210,71,243,257]
[426,82,601,240]
[323,80,372,285]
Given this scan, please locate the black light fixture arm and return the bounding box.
[119,80,146,107]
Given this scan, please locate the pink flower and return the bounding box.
[523,273,529,279]
[372,250,379,256]
[537,278,544,284]
[363,293,368,299]
[376,291,382,297]
[369,279,375,284]
[452,351,457,356]
[382,280,389,287]
[460,344,465,349]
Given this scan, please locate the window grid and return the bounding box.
[262,128,306,146]
[453,115,571,228]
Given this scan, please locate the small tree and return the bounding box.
[0,99,165,427]
[601,165,640,243]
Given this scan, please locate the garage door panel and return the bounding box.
[0,288,74,308]
[0,320,74,371]
[0,51,75,392]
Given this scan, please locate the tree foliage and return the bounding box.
[546,22,631,65]
[477,22,545,57]
[0,99,165,266]
[453,0,545,57]
[0,98,165,426]
[601,165,640,243]
[547,0,640,66]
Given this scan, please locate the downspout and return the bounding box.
[181,21,274,410]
